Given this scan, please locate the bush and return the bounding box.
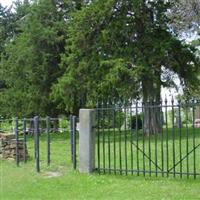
[98,110,125,129]
[59,117,69,130]
[130,114,143,130]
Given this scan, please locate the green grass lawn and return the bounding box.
[1,131,200,200]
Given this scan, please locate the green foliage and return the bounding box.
[130,114,143,130]
[165,108,193,128]
[0,0,90,117]
[59,117,70,130]
[0,119,13,133]
[99,110,125,129]
[0,0,199,118]
[0,0,70,117]
[52,0,200,114]
[0,4,14,53]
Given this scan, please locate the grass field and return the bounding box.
[1,131,200,200]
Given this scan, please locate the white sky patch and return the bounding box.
[0,0,13,7]
[161,85,181,103]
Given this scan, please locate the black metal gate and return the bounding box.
[96,100,200,179]
[10,116,78,172]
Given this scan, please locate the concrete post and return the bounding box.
[79,109,96,173]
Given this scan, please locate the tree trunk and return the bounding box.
[53,119,59,132]
[143,102,162,136]
[142,77,162,136]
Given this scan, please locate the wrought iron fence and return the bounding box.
[96,99,200,178]
[0,116,77,172]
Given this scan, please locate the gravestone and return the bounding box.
[194,106,200,128]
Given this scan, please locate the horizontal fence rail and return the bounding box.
[96,100,200,179]
[0,117,69,135]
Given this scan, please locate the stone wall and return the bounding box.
[0,134,28,161]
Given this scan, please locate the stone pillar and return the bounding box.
[79,109,96,173]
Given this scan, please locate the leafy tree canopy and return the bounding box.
[0,0,76,117]
[52,0,200,113]
[0,0,199,118]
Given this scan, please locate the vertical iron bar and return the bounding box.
[34,119,36,160]
[154,103,158,177]
[124,105,128,175]
[172,98,175,178]
[130,102,133,175]
[102,102,106,174]
[186,102,189,178]
[15,117,19,166]
[136,102,139,176]
[70,115,73,162]
[23,118,27,163]
[72,116,77,170]
[113,107,116,174]
[161,101,164,177]
[178,100,182,178]
[107,102,111,174]
[192,99,196,179]
[165,98,169,177]
[119,104,122,175]
[148,101,152,177]
[142,102,145,176]
[46,116,50,166]
[34,116,40,172]
[97,103,100,174]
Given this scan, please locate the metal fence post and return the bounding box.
[34,118,36,160]
[46,116,50,166]
[79,109,96,173]
[70,115,73,162]
[23,118,27,163]
[72,116,77,170]
[15,117,19,166]
[34,116,40,172]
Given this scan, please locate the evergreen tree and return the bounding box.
[0,0,70,117]
[0,4,16,94]
[169,0,200,97]
[52,0,200,134]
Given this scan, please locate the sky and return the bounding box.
[0,0,13,7]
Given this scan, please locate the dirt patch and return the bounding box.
[43,171,62,178]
